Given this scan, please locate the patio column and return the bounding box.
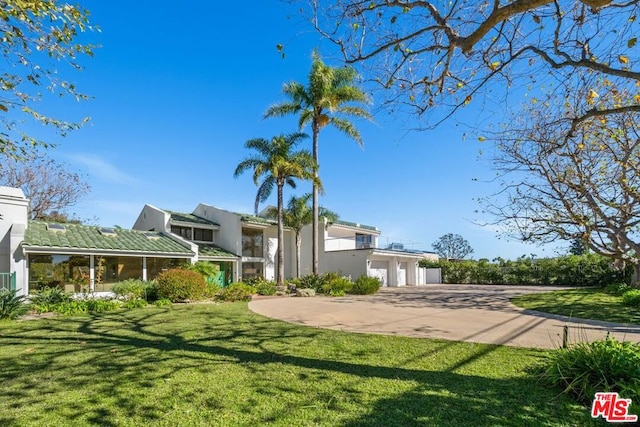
[142,257,147,281]
[89,255,95,293]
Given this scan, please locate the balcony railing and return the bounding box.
[0,272,16,292]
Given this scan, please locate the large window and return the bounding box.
[147,257,184,280]
[242,228,263,258]
[193,228,213,242]
[242,262,263,280]
[94,256,143,292]
[170,226,214,242]
[171,225,192,240]
[28,254,90,293]
[356,233,373,249]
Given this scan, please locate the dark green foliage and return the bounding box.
[244,277,277,295]
[204,281,223,298]
[155,269,207,302]
[321,276,353,296]
[255,280,277,296]
[123,299,147,309]
[112,279,155,301]
[349,275,381,295]
[217,282,255,302]
[604,283,632,296]
[569,238,587,256]
[29,286,72,305]
[186,261,220,278]
[85,299,120,313]
[297,273,326,291]
[622,290,640,307]
[537,336,640,413]
[0,290,28,320]
[430,254,628,286]
[35,299,121,315]
[153,298,172,307]
[296,272,355,295]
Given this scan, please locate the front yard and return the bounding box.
[0,303,597,426]
[511,288,640,325]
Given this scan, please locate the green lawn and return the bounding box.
[512,288,640,325]
[0,303,597,426]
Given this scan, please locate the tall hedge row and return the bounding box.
[420,254,630,286]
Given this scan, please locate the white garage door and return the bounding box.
[398,262,408,286]
[370,260,388,286]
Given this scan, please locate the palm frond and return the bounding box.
[330,117,364,146]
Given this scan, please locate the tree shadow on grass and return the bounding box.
[0,303,598,426]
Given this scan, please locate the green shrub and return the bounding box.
[205,281,223,298]
[243,276,265,287]
[297,274,326,291]
[0,290,28,320]
[321,276,353,296]
[123,299,147,309]
[29,286,72,305]
[49,300,88,316]
[537,336,640,409]
[155,269,207,302]
[217,282,254,302]
[255,280,277,296]
[153,298,172,307]
[349,276,381,295]
[38,299,122,315]
[605,283,632,296]
[622,289,640,307]
[112,279,156,301]
[85,299,121,312]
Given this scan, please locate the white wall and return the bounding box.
[320,250,369,279]
[194,204,243,256]
[0,187,29,296]
[132,204,170,233]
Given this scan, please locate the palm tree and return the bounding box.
[265,193,338,278]
[234,132,319,286]
[264,52,371,275]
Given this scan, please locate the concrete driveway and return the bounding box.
[249,285,640,349]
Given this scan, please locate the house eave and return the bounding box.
[170,220,220,230]
[22,245,194,258]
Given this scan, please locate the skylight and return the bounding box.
[99,227,117,236]
[46,223,66,232]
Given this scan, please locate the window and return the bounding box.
[242,228,263,257]
[146,257,184,280]
[242,262,263,280]
[171,225,192,240]
[193,228,213,242]
[94,256,143,291]
[356,233,373,249]
[28,254,89,293]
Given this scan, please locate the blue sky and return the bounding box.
[32,0,562,260]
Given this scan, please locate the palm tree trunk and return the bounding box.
[277,181,285,286]
[295,230,302,278]
[312,125,319,275]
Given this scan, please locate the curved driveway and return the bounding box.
[249,285,640,349]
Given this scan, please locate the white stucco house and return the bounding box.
[298,218,439,286]
[0,186,438,296]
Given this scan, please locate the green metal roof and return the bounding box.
[334,219,378,232]
[166,210,219,227]
[197,244,239,259]
[24,221,193,255]
[239,214,276,226]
